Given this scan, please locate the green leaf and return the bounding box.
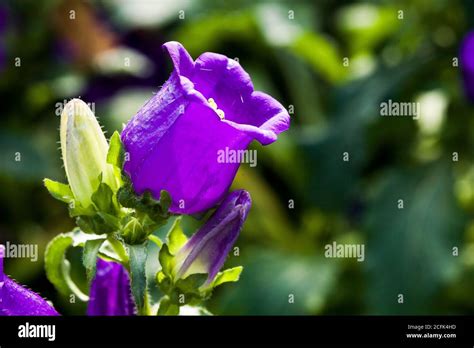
[158,244,174,278]
[167,218,187,254]
[44,232,89,301]
[107,131,124,168]
[128,243,148,313]
[91,182,114,213]
[211,266,243,288]
[83,238,106,281]
[157,297,180,316]
[43,178,74,203]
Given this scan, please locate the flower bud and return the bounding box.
[173,190,251,283]
[60,99,118,208]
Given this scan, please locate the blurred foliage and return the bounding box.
[1,0,474,315]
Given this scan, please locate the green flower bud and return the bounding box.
[60,99,118,208]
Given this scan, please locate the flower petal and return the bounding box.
[190,52,290,144]
[129,101,251,214]
[87,258,136,316]
[163,41,195,77]
[0,245,59,316]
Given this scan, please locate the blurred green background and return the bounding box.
[2,0,474,315]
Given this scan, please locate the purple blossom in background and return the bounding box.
[87,258,136,316]
[121,41,290,214]
[0,245,59,316]
[460,31,474,102]
[174,190,251,282]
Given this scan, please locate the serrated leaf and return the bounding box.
[167,218,187,254]
[44,178,74,203]
[128,243,148,313]
[83,238,106,281]
[107,131,124,168]
[211,266,243,288]
[91,182,114,213]
[158,244,174,277]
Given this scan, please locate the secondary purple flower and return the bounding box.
[174,190,251,283]
[0,245,59,316]
[121,41,290,214]
[460,31,474,102]
[87,258,136,316]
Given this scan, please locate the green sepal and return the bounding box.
[158,244,175,278]
[43,178,74,203]
[176,273,208,294]
[128,243,148,314]
[209,266,243,288]
[76,213,118,234]
[91,182,115,214]
[117,179,171,224]
[83,238,107,281]
[107,131,124,169]
[167,217,187,254]
[68,200,95,218]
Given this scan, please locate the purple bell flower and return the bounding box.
[460,31,474,102]
[0,245,59,316]
[87,258,136,316]
[121,41,290,214]
[174,190,251,283]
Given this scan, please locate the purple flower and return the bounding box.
[121,42,290,214]
[174,190,251,283]
[460,31,474,102]
[0,245,59,316]
[87,258,136,316]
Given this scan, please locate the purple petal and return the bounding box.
[0,245,59,316]
[87,258,136,316]
[163,41,195,76]
[460,31,474,102]
[175,190,252,282]
[121,41,289,214]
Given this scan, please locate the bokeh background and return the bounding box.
[2,0,474,315]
